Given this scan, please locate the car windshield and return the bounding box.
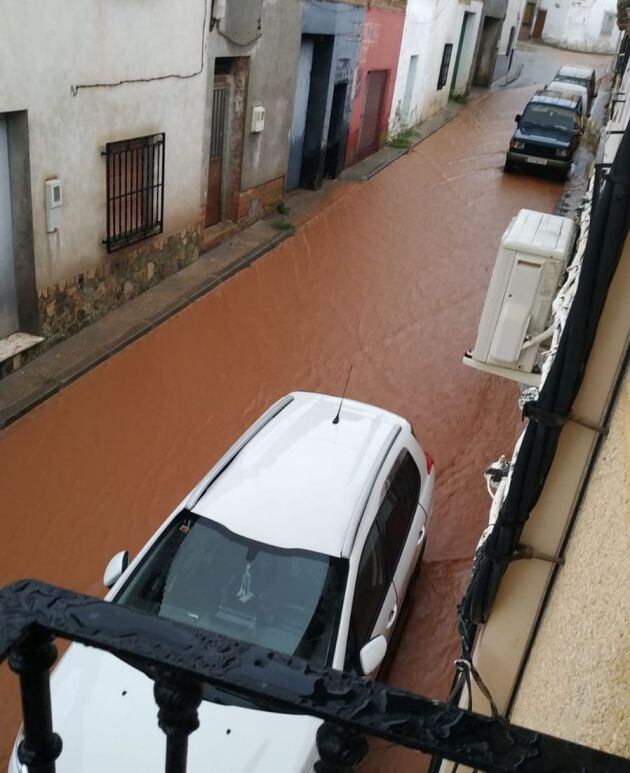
[521,103,577,136]
[115,510,348,668]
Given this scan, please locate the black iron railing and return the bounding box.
[102,133,165,253]
[2,580,629,773]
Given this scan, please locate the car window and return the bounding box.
[521,103,577,135]
[350,520,387,650]
[115,510,348,668]
[376,450,421,578]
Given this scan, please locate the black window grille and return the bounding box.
[103,133,165,253]
[437,43,453,90]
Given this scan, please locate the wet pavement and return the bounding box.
[0,85,564,768]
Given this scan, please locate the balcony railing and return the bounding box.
[1,580,629,773]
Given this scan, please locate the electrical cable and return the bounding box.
[70,0,208,96]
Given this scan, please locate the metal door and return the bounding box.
[0,116,18,339]
[357,70,388,159]
[287,38,314,191]
[205,77,228,228]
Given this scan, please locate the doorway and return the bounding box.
[531,9,547,39]
[473,16,502,86]
[325,82,348,179]
[0,115,18,339]
[205,75,228,228]
[450,12,474,97]
[357,70,388,160]
[519,2,536,39]
[401,55,419,124]
[287,38,315,191]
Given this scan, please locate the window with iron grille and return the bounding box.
[437,44,453,91]
[103,133,165,253]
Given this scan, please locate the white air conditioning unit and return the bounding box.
[463,209,575,386]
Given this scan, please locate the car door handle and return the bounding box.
[386,603,398,630]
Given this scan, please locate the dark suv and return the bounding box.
[504,90,583,180]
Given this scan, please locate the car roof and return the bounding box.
[531,90,581,109]
[548,80,587,98]
[191,392,406,558]
[556,64,594,79]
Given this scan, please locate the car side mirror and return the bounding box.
[515,113,522,123]
[359,635,388,676]
[103,550,129,589]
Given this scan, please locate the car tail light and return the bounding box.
[510,140,525,150]
[425,453,435,476]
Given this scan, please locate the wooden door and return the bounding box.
[357,70,388,159]
[532,9,547,39]
[205,77,228,228]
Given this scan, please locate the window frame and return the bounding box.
[103,132,165,254]
[437,43,454,91]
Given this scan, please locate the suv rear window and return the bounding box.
[522,103,577,135]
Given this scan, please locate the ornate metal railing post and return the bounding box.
[8,628,62,773]
[154,673,203,773]
[315,722,368,773]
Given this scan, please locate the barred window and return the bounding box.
[103,133,165,253]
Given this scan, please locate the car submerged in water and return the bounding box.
[504,90,583,180]
[9,392,435,773]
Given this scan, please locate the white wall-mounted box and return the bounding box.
[44,178,63,233]
[251,105,266,133]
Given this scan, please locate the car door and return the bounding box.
[376,449,425,605]
[344,518,398,673]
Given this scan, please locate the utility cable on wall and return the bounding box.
[70,0,208,96]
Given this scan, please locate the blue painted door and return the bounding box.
[287,38,314,191]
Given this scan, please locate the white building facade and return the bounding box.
[537,0,623,52]
[389,0,482,133]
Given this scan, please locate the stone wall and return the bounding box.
[39,226,200,345]
[236,175,285,220]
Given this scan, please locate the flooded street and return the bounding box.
[0,85,561,766]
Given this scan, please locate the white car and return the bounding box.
[554,64,596,104]
[10,392,435,773]
[545,79,589,114]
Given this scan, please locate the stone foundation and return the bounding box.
[236,176,285,221]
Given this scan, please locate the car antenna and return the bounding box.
[332,365,353,425]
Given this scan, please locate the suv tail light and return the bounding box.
[425,453,435,476]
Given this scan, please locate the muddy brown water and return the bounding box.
[0,87,560,769]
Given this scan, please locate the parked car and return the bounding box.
[9,392,435,773]
[554,64,597,103]
[504,90,583,180]
[545,79,590,114]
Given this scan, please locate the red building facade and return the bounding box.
[345,5,406,166]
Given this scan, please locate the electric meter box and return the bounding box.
[465,209,574,384]
[44,178,63,233]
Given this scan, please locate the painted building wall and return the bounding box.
[210,0,302,213]
[510,370,630,759]
[538,0,623,52]
[345,6,405,164]
[390,0,483,132]
[499,0,526,54]
[0,0,208,290]
[287,0,364,189]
